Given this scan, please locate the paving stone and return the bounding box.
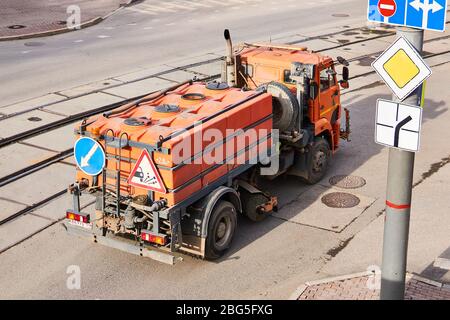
[42,92,124,116]
[0,110,65,138]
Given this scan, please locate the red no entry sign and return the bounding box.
[378,0,397,17]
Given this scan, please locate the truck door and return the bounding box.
[318,65,339,123]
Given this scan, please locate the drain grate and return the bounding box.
[329,175,366,189]
[321,192,360,208]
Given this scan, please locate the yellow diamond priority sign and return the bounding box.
[372,36,432,101]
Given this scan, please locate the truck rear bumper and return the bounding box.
[64,220,183,265]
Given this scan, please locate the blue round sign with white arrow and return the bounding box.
[74,137,106,176]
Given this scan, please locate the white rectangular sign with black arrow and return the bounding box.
[375,99,423,152]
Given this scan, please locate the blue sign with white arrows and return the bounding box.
[368,0,447,32]
[74,137,106,176]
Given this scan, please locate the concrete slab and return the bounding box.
[185,61,222,77]
[112,65,169,82]
[32,193,96,222]
[102,77,173,99]
[0,110,65,138]
[58,79,125,97]
[42,92,124,117]
[0,199,27,222]
[158,70,198,83]
[0,143,57,178]
[0,163,73,206]
[301,39,338,51]
[23,124,76,152]
[164,53,222,70]
[0,214,53,253]
[424,38,450,55]
[0,94,64,115]
[273,185,376,232]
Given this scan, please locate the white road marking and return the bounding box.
[74,39,84,43]
[97,35,111,39]
[379,4,395,10]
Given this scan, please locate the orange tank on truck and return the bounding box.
[65,30,350,264]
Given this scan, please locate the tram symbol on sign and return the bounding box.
[375,99,423,152]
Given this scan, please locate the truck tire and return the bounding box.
[205,200,237,260]
[261,82,299,132]
[304,137,330,184]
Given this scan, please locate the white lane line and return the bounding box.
[97,35,111,39]
[73,39,83,43]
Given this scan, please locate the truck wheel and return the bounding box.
[205,200,237,260]
[259,82,299,132]
[304,137,330,184]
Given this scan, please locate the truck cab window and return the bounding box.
[319,67,336,91]
[244,63,254,77]
[283,70,295,84]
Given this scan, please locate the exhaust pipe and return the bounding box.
[224,29,236,87]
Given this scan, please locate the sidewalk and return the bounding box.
[0,0,132,40]
[294,272,450,300]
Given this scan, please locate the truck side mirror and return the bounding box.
[309,82,318,100]
[342,66,349,81]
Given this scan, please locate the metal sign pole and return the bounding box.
[380,27,424,300]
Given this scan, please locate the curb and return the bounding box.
[0,0,136,42]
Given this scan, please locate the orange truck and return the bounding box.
[65,30,350,264]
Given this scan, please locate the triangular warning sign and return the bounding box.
[128,149,166,193]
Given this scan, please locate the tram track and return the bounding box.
[1,23,449,227]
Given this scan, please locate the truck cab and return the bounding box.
[229,41,350,154]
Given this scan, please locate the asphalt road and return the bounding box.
[4,0,449,300]
[0,0,364,107]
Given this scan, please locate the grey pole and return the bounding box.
[380,27,424,300]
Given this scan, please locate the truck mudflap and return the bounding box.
[64,220,183,265]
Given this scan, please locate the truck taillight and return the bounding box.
[141,230,167,246]
[66,211,90,223]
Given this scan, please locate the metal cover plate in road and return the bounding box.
[74,137,106,176]
[372,36,432,101]
[367,0,447,32]
[375,99,423,152]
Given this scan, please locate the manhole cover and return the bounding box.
[332,13,350,17]
[27,116,42,122]
[24,42,45,47]
[8,25,26,29]
[329,175,366,189]
[321,192,360,208]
